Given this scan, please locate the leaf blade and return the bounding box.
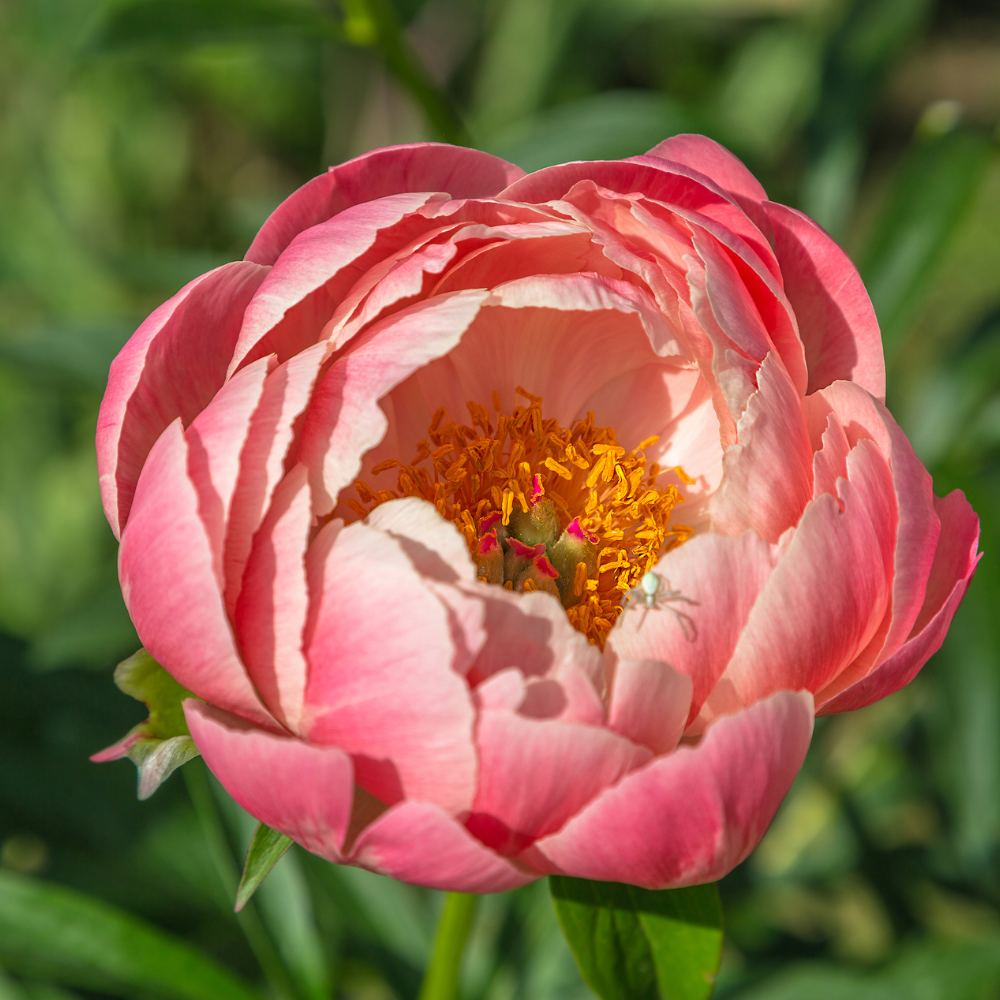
[235,823,293,914]
[0,871,263,1000]
[550,877,722,1000]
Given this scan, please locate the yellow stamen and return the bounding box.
[350,393,691,648]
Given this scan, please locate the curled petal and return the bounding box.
[468,709,651,854]
[765,202,885,399]
[607,656,693,755]
[349,801,537,892]
[186,701,354,862]
[523,691,814,888]
[98,262,268,538]
[819,489,980,714]
[246,143,525,266]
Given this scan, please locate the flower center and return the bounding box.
[350,388,692,647]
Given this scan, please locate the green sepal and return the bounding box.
[92,649,200,799]
[549,876,723,1000]
[114,648,193,739]
[235,823,293,913]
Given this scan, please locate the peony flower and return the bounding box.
[96,137,979,892]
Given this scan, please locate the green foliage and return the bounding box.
[550,878,723,1000]
[0,870,262,1000]
[90,0,341,51]
[860,127,995,363]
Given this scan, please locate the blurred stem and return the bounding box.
[417,892,479,1000]
[340,0,471,145]
[184,763,298,1000]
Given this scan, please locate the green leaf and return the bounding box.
[88,0,339,52]
[0,871,262,1000]
[235,824,293,914]
[549,877,722,1000]
[859,127,994,363]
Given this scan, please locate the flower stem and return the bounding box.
[417,892,479,1000]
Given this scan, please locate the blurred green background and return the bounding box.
[1,0,999,997]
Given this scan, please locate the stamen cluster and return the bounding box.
[350,389,692,646]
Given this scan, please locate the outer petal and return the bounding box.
[764,202,885,399]
[523,691,814,888]
[232,192,446,373]
[348,801,537,893]
[98,261,268,538]
[467,711,651,854]
[499,157,779,288]
[302,520,478,813]
[646,134,770,234]
[186,701,354,862]
[705,439,895,717]
[809,382,939,679]
[246,143,526,266]
[119,420,273,729]
[222,343,328,614]
[819,490,981,714]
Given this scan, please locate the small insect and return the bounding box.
[625,571,697,639]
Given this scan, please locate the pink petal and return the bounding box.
[120,420,274,729]
[380,274,687,469]
[465,585,606,718]
[234,466,312,732]
[810,383,939,673]
[297,289,490,516]
[186,701,354,862]
[185,355,275,581]
[232,193,446,375]
[365,499,487,679]
[607,656,693,755]
[710,352,814,543]
[302,520,477,814]
[818,489,981,715]
[468,711,652,854]
[364,496,476,583]
[705,438,895,717]
[499,157,779,288]
[98,261,268,538]
[609,530,775,723]
[691,228,808,397]
[348,801,537,892]
[523,691,814,887]
[646,134,770,234]
[222,343,328,615]
[245,143,526,266]
[764,202,885,399]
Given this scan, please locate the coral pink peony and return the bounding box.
[96,137,979,892]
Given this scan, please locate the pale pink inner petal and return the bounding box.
[302,520,478,814]
[607,656,693,754]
